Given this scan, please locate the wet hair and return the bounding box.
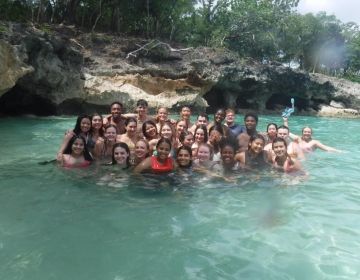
[63,135,93,162]
[135,139,150,158]
[111,142,130,168]
[220,137,237,153]
[266,123,278,132]
[105,124,117,132]
[302,126,312,134]
[176,146,193,168]
[136,99,148,107]
[209,123,224,136]
[142,120,158,140]
[277,125,289,132]
[73,114,92,135]
[181,105,191,111]
[110,101,123,109]
[197,112,209,121]
[248,134,265,150]
[91,113,104,137]
[194,124,208,143]
[272,137,288,149]
[197,142,214,160]
[244,112,258,123]
[156,137,172,150]
[125,117,137,126]
[179,131,193,145]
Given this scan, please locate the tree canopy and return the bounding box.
[1,0,359,80]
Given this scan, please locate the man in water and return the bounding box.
[189,113,209,134]
[224,108,245,138]
[237,112,259,152]
[180,105,192,128]
[124,99,154,137]
[207,108,230,137]
[103,102,127,134]
[298,127,340,153]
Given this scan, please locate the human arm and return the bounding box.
[313,140,341,152]
[283,117,298,139]
[57,130,75,160]
[133,157,152,173]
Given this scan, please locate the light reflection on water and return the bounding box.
[0,116,360,279]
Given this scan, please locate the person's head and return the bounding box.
[302,126,313,141]
[125,117,137,136]
[220,139,236,166]
[244,112,258,131]
[248,134,265,154]
[156,137,172,161]
[277,125,289,139]
[160,122,175,140]
[157,107,168,122]
[272,137,288,158]
[214,108,226,124]
[180,105,191,121]
[91,113,104,136]
[136,99,148,117]
[104,125,117,142]
[176,120,187,135]
[197,143,213,162]
[176,146,192,168]
[194,125,208,144]
[179,131,194,147]
[111,142,130,167]
[266,123,278,138]
[110,102,123,119]
[225,109,235,125]
[142,120,158,140]
[208,124,223,144]
[134,139,150,159]
[196,113,209,127]
[64,135,92,161]
[74,114,92,135]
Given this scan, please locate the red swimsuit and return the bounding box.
[151,156,174,173]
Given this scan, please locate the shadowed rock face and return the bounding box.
[1,22,359,117]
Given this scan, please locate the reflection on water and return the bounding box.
[0,116,360,279]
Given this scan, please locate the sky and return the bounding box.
[297,0,360,24]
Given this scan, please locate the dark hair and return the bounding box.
[272,137,288,149]
[248,134,265,150]
[91,113,104,137]
[156,137,172,150]
[111,142,130,168]
[63,135,93,161]
[209,123,224,136]
[194,124,208,143]
[176,146,192,168]
[277,125,289,132]
[181,105,191,111]
[220,138,237,153]
[176,119,188,129]
[197,112,209,121]
[266,123,278,132]
[110,101,123,109]
[179,131,193,145]
[73,114,92,135]
[136,99,148,107]
[244,112,258,123]
[125,117,137,126]
[142,120,158,140]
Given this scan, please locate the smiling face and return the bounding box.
[80,118,91,133]
[181,107,191,120]
[221,145,235,165]
[111,103,122,119]
[105,127,117,142]
[91,116,103,131]
[214,110,225,123]
[194,128,205,143]
[145,123,157,138]
[113,146,129,165]
[245,116,257,131]
[176,121,187,134]
[136,105,148,117]
[302,127,312,141]
[249,138,264,154]
[135,140,148,159]
[273,141,287,157]
[267,124,277,138]
[157,108,168,122]
[156,142,171,161]
[183,134,194,147]
[277,128,289,139]
[197,116,208,126]
[225,112,235,125]
[197,145,211,162]
[177,149,191,167]
[161,124,173,139]
[209,130,222,144]
[72,138,85,156]
[126,121,137,136]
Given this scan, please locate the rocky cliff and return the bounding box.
[1,22,359,117]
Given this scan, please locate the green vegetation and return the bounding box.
[1,0,359,80]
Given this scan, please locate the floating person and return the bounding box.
[58,135,93,168]
[103,102,127,134]
[110,142,131,169]
[271,137,302,173]
[134,138,175,174]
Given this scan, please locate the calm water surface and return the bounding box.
[0,115,360,280]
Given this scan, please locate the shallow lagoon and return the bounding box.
[0,115,360,280]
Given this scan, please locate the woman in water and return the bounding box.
[218,140,239,174]
[208,124,224,162]
[159,121,177,153]
[155,107,175,132]
[131,139,150,167]
[57,114,93,160]
[111,142,131,169]
[90,113,104,145]
[116,117,139,154]
[235,134,271,171]
[271,137,302,173]
[192,143,217,170]
[179,131,194,148]
[134,138,174,173]
[58,135,93,168]
[93,124,117,163]
[176,146,192,169]
[263,123,278,145]
[192,125,208,158]
[142,120,160,153]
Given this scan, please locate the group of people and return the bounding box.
[56,99,340,178]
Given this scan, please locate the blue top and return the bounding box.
[227,124,246,138]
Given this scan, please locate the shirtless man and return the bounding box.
[180,105,192,129]
[103,102,127,134]
[207,108,230,138]
[298,127,340,153]
[236,113,259,152]
[189,113,209,134]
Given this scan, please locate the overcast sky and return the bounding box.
[297,0,360,24]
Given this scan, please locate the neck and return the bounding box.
[247,129,256,136]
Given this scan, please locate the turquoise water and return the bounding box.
[0,116,360,280]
